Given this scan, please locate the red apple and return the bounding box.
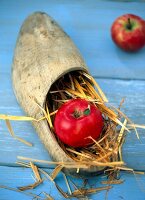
[111,14,145,52]
[54,99,103,147]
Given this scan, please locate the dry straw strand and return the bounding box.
[50,165,64,180]
[5,119,32,147]
[63,173,72,195]
[0,114,36,121]
[30,162,42,182]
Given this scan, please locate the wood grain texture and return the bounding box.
[1,166,145,200]
[0,166,64,200]
[1,0,145,79]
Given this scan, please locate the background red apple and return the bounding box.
[111,14,145,52]
[54,99,103,148]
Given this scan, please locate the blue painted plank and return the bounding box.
[0,0,145,79]
[1,165,145,200]
[0,166,65,200]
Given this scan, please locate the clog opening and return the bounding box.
[44,69,126,171]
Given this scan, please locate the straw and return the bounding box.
[44,70,131,170]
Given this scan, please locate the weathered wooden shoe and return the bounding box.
[12,12,105,175]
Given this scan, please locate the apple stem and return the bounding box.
[127,18,132,30]
[73,110,82,118]
[73,105,91,118]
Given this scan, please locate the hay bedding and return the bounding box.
[45,70,127,169]
[0,70,143,199]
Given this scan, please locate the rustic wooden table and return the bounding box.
[1,0,145,199]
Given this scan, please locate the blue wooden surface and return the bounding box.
[1,0,145,199]
[1,0,145,79]
[1,166,145,200]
